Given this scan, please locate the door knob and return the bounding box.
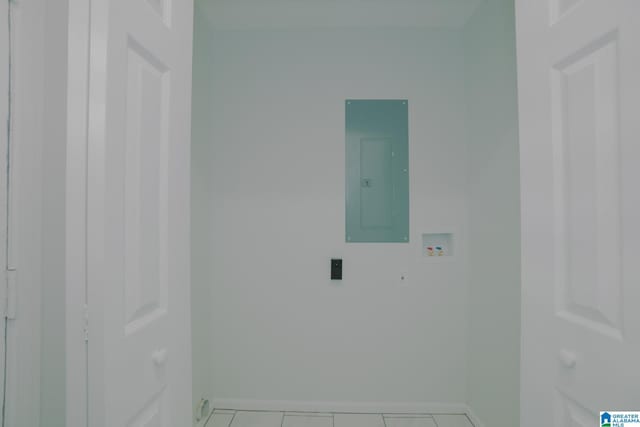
[559,349,577,369]
[152,349,168,366]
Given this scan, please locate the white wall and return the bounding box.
[191,25,471,407]
[464,1,520,426]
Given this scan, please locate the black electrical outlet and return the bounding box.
[331,259,342,280]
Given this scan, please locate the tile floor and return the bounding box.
[205,409,474,427]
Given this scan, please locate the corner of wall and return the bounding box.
[461,0,520,426]
[191,6,217,421]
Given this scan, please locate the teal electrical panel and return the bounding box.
[345,100,409,243]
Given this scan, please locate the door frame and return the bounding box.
[0,0,9,422]
[2,1,47,425]
[66,0,91,426]
[2,1,84,424]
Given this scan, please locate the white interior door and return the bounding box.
[86,0,194,425]
[516,0,640,425]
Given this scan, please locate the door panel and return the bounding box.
[551,32,623,340]
[123,38,170,337]
[87,0,193,425]
[517,0,640,425]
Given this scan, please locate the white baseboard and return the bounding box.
[463,404,486,427]
[210,398,469,415]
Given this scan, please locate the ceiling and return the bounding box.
[196,0,485,30]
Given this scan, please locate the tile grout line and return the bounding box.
[202,409,216,427]
[464,413,476,427]
[227,410,237,427]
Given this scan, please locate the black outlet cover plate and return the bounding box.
[331,259,342,280]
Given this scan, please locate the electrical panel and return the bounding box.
[345,100,409,243]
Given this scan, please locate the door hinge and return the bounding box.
[6,269,17,320]
[83,303,89,342]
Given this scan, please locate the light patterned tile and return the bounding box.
[334,413,385,427]
[207,412,234,427]
[230,411,283,427]
[432,415,474,427]
[286,412,332,417]
[383,414,432,418]
[384,416,437,427]
[283,414,333,427]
